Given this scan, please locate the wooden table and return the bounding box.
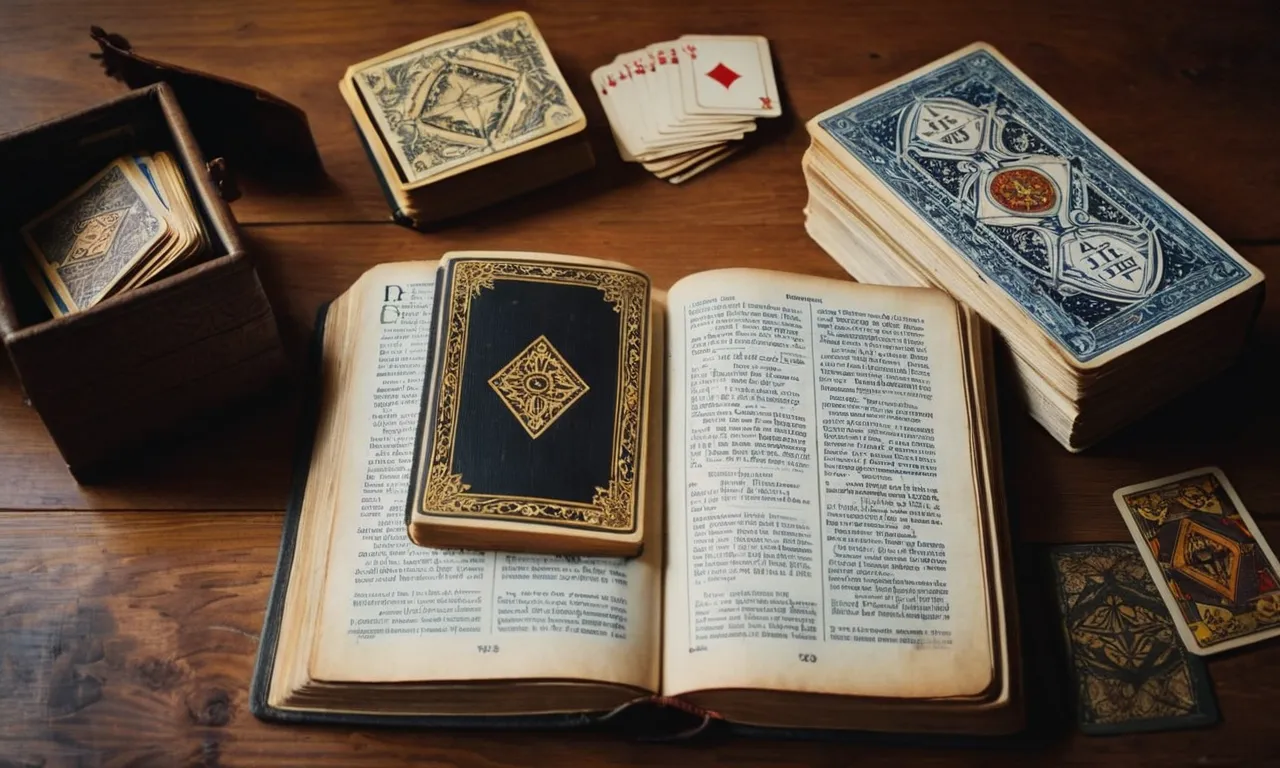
[2,1,1278,765]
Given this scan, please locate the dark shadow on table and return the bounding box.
[68,379,299,504]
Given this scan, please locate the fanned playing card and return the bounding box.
[593,35,779,183]
[1048,543,1218,734]
[1114,467,1280,655]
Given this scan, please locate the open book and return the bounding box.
[250,255,1022,737]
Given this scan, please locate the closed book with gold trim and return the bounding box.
[409,252,652,557]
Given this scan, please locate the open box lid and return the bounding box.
[91,26,322,189]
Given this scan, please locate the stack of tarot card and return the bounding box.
[341,12,594,228]
[21,152,208,318]
[802,43,1265,452]
[593,35,781,183]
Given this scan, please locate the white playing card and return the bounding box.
[607,53,725,158]
[678,35,781,118]
[595,64,737,165]
[618,51,663,149]
[648,42,737,133]
[644,42,682,135]
[665,43,741,128]
[592,65,638,161]
[610,57,692,160]
[612,58,648,153]
[637,50,666,145]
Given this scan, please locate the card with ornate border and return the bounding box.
[1048,543,1218,734]
[1114,467,1280,655]
[411,253,652,544]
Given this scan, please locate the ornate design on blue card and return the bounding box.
[818,49,1251,362]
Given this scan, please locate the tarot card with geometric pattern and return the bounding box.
[1048,543,1218,734]
[1114,467,1280,655]
[351,12,584,187]
[21,158,166,313]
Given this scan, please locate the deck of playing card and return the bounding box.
[594,35,781,183]
[802,43,1265,451]
[340,12,594,228]
[20,152,208,318]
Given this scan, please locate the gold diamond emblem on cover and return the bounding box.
[489,335,589,439]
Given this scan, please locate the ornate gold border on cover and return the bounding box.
[421,258,649,531]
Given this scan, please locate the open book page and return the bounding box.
[267,287,365,707]
[662,269,992,700]
[306,261,661,693]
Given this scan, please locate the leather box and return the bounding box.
[0,83,288,481]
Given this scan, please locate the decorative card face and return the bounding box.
[1114,467,1280,655]
[416,255,651,535]
[814,43,1261,366]
[21,159,165,312]
[1048,543,1218,734]
[351,12,584,186]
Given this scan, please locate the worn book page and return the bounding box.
[266,283,365,708]
[307,261,661,693]
[662,269,992,700]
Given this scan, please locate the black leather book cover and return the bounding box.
[411,256,651,537]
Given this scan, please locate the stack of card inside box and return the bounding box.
[340,12,595,228]
[801,43,1266,452]
[21,152,208,318]
[594,35,781,183]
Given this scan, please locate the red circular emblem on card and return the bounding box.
[989,168,1057,214]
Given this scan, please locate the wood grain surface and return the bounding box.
[1,0,1278,765]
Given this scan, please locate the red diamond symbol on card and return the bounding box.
[706,62,741,89]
